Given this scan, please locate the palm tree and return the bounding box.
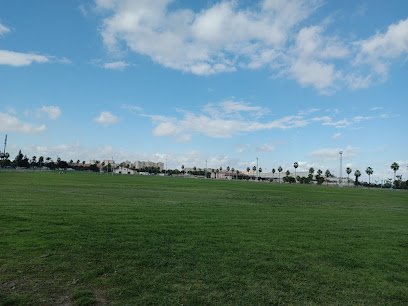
[285,170,290,177]
[236,169,239,180]
[354,170,361,186]
[181,165,184,174]
[272,168,275,182]
[390,162,399,185]
[226,166,230,172]
[293,162,298,182]
[365,167,373,185]
[278,166,283,183]
[346,167,352,186]
[325,170,331,186]
[246,167,250,172]
[308,167,314,183]
[252,166,256,179]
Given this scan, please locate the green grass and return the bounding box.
[1,172,407,305]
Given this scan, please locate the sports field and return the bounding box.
[1,172,407,305]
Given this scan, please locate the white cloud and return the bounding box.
[333,132,343,139]
[0,23,10,36]
[103,60,129,70]
[355,17,408,79]
[95,0,326,78]
[94,111,120,126]
[256,143,276,152]
[93,1,408,93]
[309,145,355,162]
[38,106,62,120]
[0,50,50,66]
[145,101,309,139]
[0,112,46,134]
[121,104,142,112]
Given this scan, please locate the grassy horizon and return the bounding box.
[1,172,407,305]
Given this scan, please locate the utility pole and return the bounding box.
[3,134,7,155]
[339,151,343,187]
[256,157,259,181]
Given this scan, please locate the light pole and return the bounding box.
[339,151,343,186]
[256,157,259,181]
[112,156,114,176]
[205,160,207,179]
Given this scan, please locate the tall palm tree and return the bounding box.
[354,170,361,186]
[293,162,298,181]
[308,167,314,183]
[390,162,399,185]
[227,166,230,172]
[365,167,373,185]
[236,169,239,180]
[252,166,256,179]
[325,170,331,186]
[272,168,275,182]
[181,165,184,174]
[346,167,352,186]
[278,166,283,183]
[246,167,250,172]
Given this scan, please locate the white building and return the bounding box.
[114,168,135,175]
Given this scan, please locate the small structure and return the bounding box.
[114,167,135,175]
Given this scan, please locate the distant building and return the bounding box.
[103,159,115,166]
[134,161,164,171]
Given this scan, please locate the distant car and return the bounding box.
[5,166,13,168]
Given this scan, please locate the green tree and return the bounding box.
[278,166,283,183]
[226,166,230,172]
[293,162,298,181]
[365,167,373,185]
[325,170,331,186]
[272,168,275,182]
[354,170,361,186]
[181,165,184,174]
[390,162,399,185]
[346,167,352,186]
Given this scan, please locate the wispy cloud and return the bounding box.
[0,23,10,36]
[37,106,62,120]
[103,61,129,70]
[309,145,355,162]
[121,104,142,112]
[0,50,50,66]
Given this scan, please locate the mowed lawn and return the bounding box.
[0,172,407,305]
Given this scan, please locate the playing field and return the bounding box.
[1,172,407,305]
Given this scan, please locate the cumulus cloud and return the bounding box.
[333,132,343,139]
[93,1,408,93]
[355,18,408,79]
[0,112,46,134]
[38,106,62,120]
[94,111,120,126]
[0,50,50,66]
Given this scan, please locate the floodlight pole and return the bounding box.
[339,151,343,186]
[205,160,207,179]
[256,157,259,181]
[112,156,114,176]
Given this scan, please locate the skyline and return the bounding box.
[1,0,407,181]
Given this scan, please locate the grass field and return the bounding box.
[1,172,407,305]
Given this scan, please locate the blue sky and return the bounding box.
[1,0,407,181]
